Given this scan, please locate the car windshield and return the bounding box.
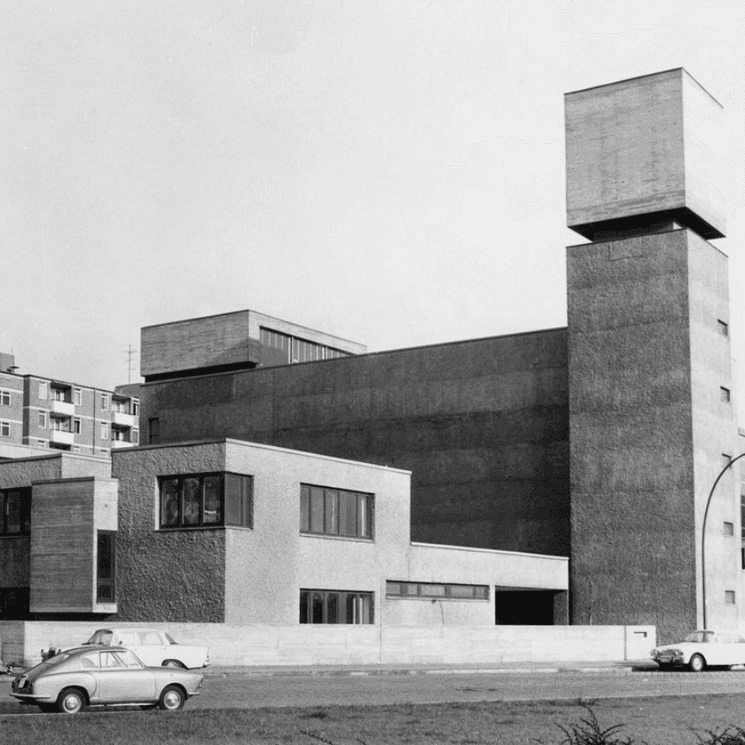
[85,630,113,645]
[683,631,714,643]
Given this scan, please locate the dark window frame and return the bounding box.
[158,472,254,530]
[0,487,31,536]
[300,484,373,540]
[96,530,116,603]
[299,589,374,624]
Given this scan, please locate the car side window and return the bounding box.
[118,633,136,647]
[138,631,162,645]
[101,651,128,668]
[81,654,100,669]
[120,649,145,668]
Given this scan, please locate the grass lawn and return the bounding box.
[3,694,745,744]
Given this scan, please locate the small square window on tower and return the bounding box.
[718,320,729,337]
[725,590,736,605]
[721,387,731,403]
[724,522,734,536]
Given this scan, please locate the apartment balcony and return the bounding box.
[112,411,136,428]
[50,400,75,417]
[50,429,74,446]
[110,439,135,449]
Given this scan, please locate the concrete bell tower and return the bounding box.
[565,69,739,643]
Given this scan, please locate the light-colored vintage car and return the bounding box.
[651,630,745,671]
[83,628,210,669]
[11,645,203,713]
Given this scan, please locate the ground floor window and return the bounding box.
[299,589,373,624]
[386,581,489,600]
[96,531,116,602]
[0,588,30,619]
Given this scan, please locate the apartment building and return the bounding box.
[0,355,139,458]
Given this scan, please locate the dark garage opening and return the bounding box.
[494,588,566,625]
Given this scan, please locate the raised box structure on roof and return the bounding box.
[565,68,725,241]
[140,309,367,382]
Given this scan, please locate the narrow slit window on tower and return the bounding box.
[721,387,731,403]
[724,522,734,536]
[718,320,729,337]
[725,590,736,605]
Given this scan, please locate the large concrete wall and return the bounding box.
[137,329,570,556]
[568,229,738,643]
[3,620,655,668]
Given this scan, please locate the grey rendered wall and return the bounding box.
[111,443,228,622]
[137,329,570,556]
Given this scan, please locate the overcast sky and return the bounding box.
[2,1,744,411]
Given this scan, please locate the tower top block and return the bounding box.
[565,68,725,241]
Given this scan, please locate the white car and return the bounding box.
[651,630,745,672]
[83,629,209,670]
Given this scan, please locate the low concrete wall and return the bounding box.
[2,621,655,668]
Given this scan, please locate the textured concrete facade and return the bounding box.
[135,329,570,557]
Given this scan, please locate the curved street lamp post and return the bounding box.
[701,452,745,630]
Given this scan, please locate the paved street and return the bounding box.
[4,665,745,716]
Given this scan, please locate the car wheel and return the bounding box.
[689,654,706,673]
[162,659,186,669]
[158,684,186,711]
[57,687,87,714]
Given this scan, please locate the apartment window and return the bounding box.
[300,484,373,539]
[386,581,490,600]
[158,472,253,529]
[96,448,108,455]
[724,522,735,537]
[299,590,373,624]
[38,382,47,400]
[38,411,47,429]
[0,390,10,406]
[0,421,10,437]
[725,590,736,605]
[132,429,139,445]
[148,418,160,445]
[73,418,82,435]
[72,446,81,453]
[1,488,31,535]
[36,440,46,447]
[52,387,68,402]
[74,388,82,406]
[96,531,116,602]
[721,387,731,403]
[100,422,109,440]
[101,393,109,411]
[132,401,139,416]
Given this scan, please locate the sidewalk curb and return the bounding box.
[203,663,652,678]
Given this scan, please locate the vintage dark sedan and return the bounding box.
[10,645,203,713]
